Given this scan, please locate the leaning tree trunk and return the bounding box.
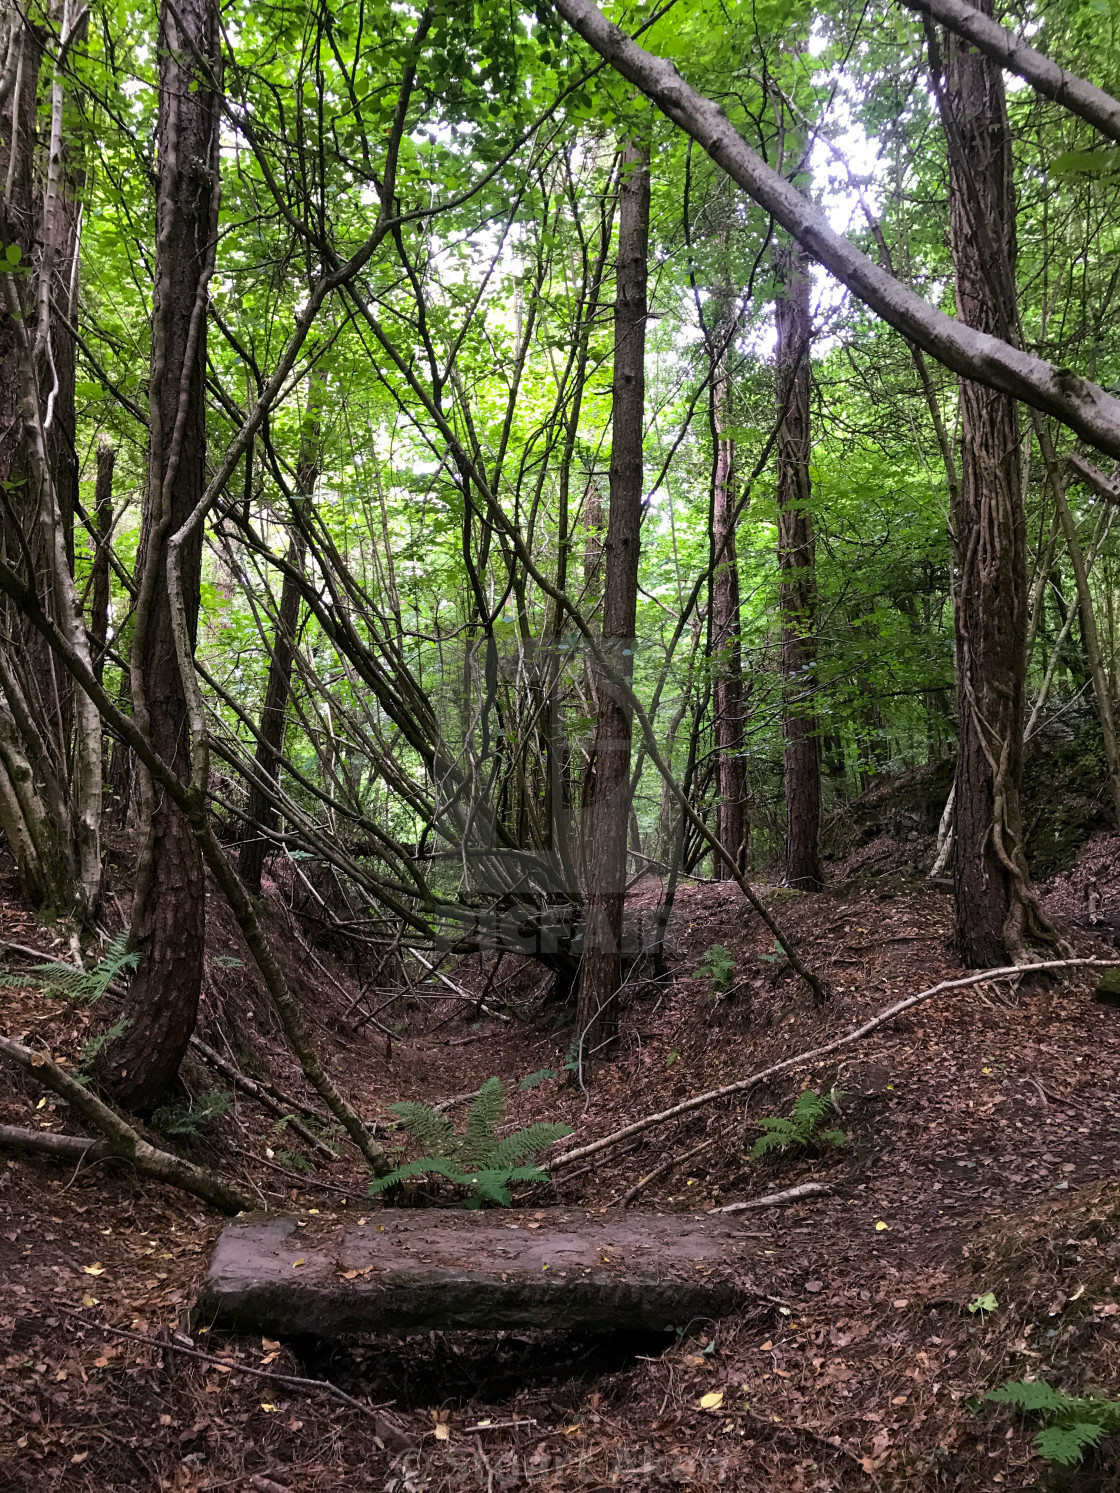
[709,295,749,878]
[575,141,649,1065]
[104,0,220,1111]
[238,383,322,896]
[934,1,1060,966]
[774,240,823,893]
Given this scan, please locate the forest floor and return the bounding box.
[1,832,1120,1491]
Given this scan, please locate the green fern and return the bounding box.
[461,1077,507,1168]
[751,1088,846,1160]
[369,1077,572,1207]
[4,933,138,1004]
[151,1089,233,1140]
[695,943,736,995]
[77,1018,131,1083]
[987,1378,1120,1466]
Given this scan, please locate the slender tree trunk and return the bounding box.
[1031,413,1120,827]
[575,141,649,1064]
[105,0,220,1110]
[0,0,102,918]
[709,297,749,878]
[238,383,322,895]
[774,241,822,892]
[934,1,1060,965]
[90,436,114,685]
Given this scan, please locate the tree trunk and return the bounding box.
[936,0,1059,966]
[1031,413,1120,828]
[709,298,749,878]
[575,141,649,1065]
[774,241,823,893]
[105,0,220,1111]
[90,436,114,685]
[238,384,322,895]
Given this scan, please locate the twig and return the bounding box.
[614,1134,718,1208]
[190,1036,339,1161]
[461,1417,539,1434]
[709,1181,833,1214]
[226,1143,371,1201]
[0,1034,252,1213]
[411,949,511,1022]
[58,1309,412,1449]
[550,958,1120,1169]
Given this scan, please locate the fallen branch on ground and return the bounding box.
[550,958,1120,1169]
[613,1133,718,1208]
[709,1181,833,1214]
[0,1123,109,1161]
[189,1036,339,1162]
[59,1309,412,1450]
[0,1035,253,1213]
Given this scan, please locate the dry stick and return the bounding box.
[411,948,511,1023]
[189,1035,338,1162]
[709,1181,833,1215]
[0,1122,110,1161]
[0,1035,252,1213]
[549,958,1120,1169]
[57,1310,412,1451]
[0,938,340,1163]
[613,1133,718,1208]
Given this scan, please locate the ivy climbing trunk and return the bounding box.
[933,0,1059,966]
[774,240,823,893]
[105,0,221,1110]
[576,141,649,1065]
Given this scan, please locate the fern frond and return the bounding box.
[367,1157,464,1192]
[389,1101,458,1161]
[489,1121,572,1170]
[791,1089,828,1131]
[750,1130,793,1158]
[9,933,139,1004]
[463,1170,514,1206]
[461,1076,506,1167]
[1034,1423,1104,1466]
[819,1129,847,1148]
[987,1380,1069,1412]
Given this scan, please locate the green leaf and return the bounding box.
[1034,1423,1104,1466]
[968,1292,998,1314]
[518,1067,557,1091]
[1050,148,1119,177]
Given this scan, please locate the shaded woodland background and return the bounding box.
[0,0,1119,1486]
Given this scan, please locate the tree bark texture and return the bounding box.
[774,241,823,893]
[939,0,1057,966]
[107,0,220,1110]
[576,142,649,1062]
[238,386,322,896]
[709,300,749,878]
[90,435,114,684]
[0,1,102,919]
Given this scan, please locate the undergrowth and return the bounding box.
[370,1076,572,1206]
[987,1379,1120,1466]
[751,1088,846,1160]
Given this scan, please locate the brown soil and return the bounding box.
[1,842,1119,1491]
